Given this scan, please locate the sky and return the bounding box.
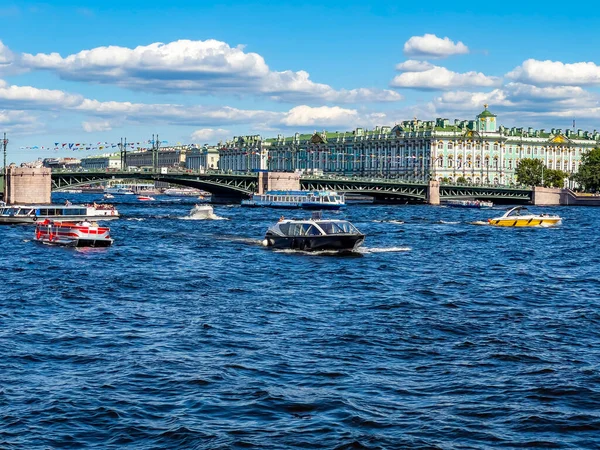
[1,0,599,163]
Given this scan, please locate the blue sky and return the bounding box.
[1,0,599,163]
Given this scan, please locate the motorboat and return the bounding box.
[105,187,135,195]
[488,206,562,227]
[0,203,120,224]
[447,199,493,208]
[164,187,202,197]
[103,193,115,199]
[263,212,365,252]
[242,190,345,210]
[189,204,214,219]
[137,195,155,201]
[34,219,113,247]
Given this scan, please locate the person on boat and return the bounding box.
[64,200,72,206]
[279,216,285,222]
[80,220,92,226]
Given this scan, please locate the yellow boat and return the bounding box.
[488,206,562,227]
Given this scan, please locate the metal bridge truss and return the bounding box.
[302,179,427,199]
[440,185,531,201]
[52,172,258,195]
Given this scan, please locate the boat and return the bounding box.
[105,186,135,195]
[0,203,120,224]
[103,193,115,199]
[189,204,214,219]
[242,190,345,210]
[263,212,365,252]
[137,195,155,201]
[447,199,494,208]
[34,219,113,247]
[488,206,562,227]
[164,187,202,197]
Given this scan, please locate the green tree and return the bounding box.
[573,147,600,192]
[456,176,467,184]
[515,158,544,186]
[543,169,568,188]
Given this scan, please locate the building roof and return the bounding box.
[477,104,496,118]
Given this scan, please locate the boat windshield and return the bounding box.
[280,222,323,236]
[506,208,527,217]
[316,221,359,234]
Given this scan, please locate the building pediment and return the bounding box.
[391,125,404,136]
[548,134,571,144]
[310,133,326,144]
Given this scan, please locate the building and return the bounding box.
[42,157,81,169]
[80,154,122,170]
[186,145,220,171]
[125,146,187,169]
[218,106,600,185]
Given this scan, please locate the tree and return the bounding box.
[543,169,567,188]
[456,176,467,184]
[515,158,544,186]
[573,147,600,192]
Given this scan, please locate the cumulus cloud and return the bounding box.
[19,39,402,103]
[0,82,83,109]
[280,105,360,127]
[431,81,600,123]
[403,34,469,59]
[0,109,40,135]
[190,128,230,143]
[395,60,435,72]
[391,62,501,90]
[506,59,600,86]
[82,120,113,132]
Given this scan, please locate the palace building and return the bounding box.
[218,106,600,185]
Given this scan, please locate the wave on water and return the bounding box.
[373,220,405,225]
[126,218,145,221]
[471,220,489,226]
[359,246,411,253]
[439,220,460,225]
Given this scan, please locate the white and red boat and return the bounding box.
[137,195,155,201]
[34,219,114,247]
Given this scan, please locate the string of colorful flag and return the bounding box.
[20,140,170,151]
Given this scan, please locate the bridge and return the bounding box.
[2,170,533,203]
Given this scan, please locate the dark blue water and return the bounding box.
[2,195,600,449]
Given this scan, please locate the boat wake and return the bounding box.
[470,221,490,226]
[126,218,145,221]
[373,220,405,225]
[359,246,411,253]
[180,213,228,221]
[272,248,363,256]
[439,220,460,225]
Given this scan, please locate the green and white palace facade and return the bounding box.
[218,106,600,186]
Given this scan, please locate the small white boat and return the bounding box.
[447,199,493,208]
[34,219,113,247]
[137,195,155,201]
[189,204,214,219]
[488,206,562,227]
[104,193,115,199]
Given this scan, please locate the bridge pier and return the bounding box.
[426,180,440,205]
[210,192,247,204]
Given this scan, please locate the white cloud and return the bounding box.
[0,82,83,109]
[391,63,501,90]
[82,120,113,132]
[506,59,600,86]
[281,105,360,127]
[20,39,401,103]
[395,60,435,72]
[190,128,230,143]
[403,34,469,59]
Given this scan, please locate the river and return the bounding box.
[1,195,599,448]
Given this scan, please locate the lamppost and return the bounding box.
[2,133,8,200]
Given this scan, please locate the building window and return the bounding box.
[448,142,453,149]
[448,157,453,168]
[494,143,498,151]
